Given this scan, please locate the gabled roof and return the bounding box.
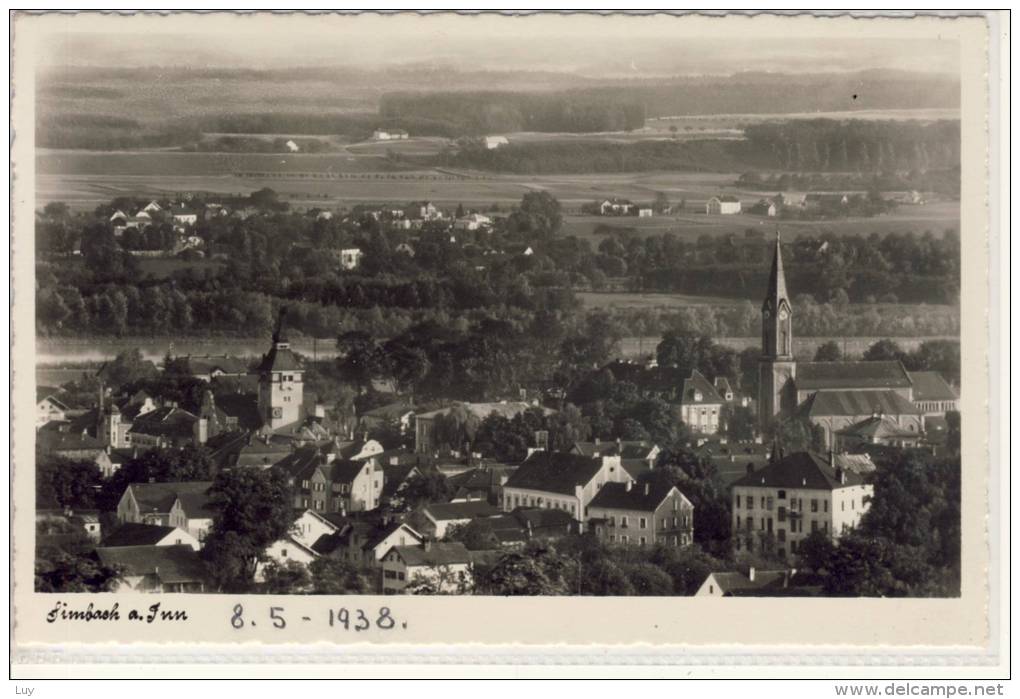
[95,544,207,584]
[381,463,420,499]
[713,195,740,203]
[908,371,958,401]
[37,429,105,453]
[388,542,472,567]
[504,452,604,496]
[796,361,911,390]
[185,355,250,376]
[423,500,500,522]
[681,370,725,405]
[102,523,182,547]
[588,482,684,513]
[572,440,657,459]
[798,389,920,418]
[275,445,323,481]
[730,451,865,490]
[328,459,370,485]
[37,388,69,409]
[763,232,789,312]
[128,406,200,439]
[362,521,422,552]
[705,569,789,595]
[127,482,216,519]
[510,507,575,530]
[212,393,263,431]
[362,401,416,420]
[714,377,734,395]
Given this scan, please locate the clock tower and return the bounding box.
[759,232,796,426]
[257,308,305,432]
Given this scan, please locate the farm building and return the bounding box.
[706,196,742,215]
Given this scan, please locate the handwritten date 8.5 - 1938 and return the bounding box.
[230,604,406,631]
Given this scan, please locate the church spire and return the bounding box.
[764,230,788,311]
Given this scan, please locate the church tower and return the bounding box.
[758,232,796,426]
[257,308,304,432]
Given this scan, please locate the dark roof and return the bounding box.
[714,195,740,203]
[798,389,920,418]
[128,482,215,519]
[128,406,200,439]
[908,371,958,401]
[310,531,345,556]
[102,523,181,547]
[389,542,472,567]
[763,233,789,311]
[37,388,68,408]
[212,393,263,430]
[424,500,500,521]
[510,507,575,530]
[796,361,911,390]
[362,521,422,552]
[706,569,789,595]
[572,440,656,459]
[381,463,419,499]
[328,459,369,485]
[504,452,603,496]
[588,481,681,513]
[257,343,303,373]
[362,401,415,420]
[95,545,208,584]
[681,370,725,405]
[37,429,105,453]
[275,445,323,481]
[730,451,865,490]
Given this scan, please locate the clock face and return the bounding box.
[778,308,788,320]
[272,407,283,419]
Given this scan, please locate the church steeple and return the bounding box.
[761,231,793,359]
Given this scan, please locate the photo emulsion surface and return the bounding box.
[26,14,970,607]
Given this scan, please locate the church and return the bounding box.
[758,233,927,448]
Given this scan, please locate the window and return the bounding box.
[811,499,818,513]
[281,549,288,558]
[621,535,629,543]
[639,518,647,529]
[384,570,397,580]
[791,540,798,554]
[621,517,629,529]
[609,535,616,542]
[766,497,774,511]
[639,537,647,546]
[735,495,741,508]
[747,497,754,511]
[778,490,786,500]
[824,500,829,513]
[745,516,752,531]
[811,520,818,533]
[841,501,845,512]
[397,572,405,581]
[778,507,786,522]
[609,516,616,527]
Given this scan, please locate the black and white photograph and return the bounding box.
[22,12,974,603]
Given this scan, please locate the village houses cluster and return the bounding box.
[37,216,958,596]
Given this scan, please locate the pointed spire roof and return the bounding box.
[763,231,789,310]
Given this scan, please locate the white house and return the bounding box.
[255,536,319,583]
[102,522,201,551]
[116,482,216,545]
[334,247,364,270]
[373,129,409,141]
[380,541,473,594]
[37,391,68,428]
[285,140,300,152]
[421,500,500,538]
[706,196,742,215]
[455,213,492,231]
[95,545,208,593]
[502,451,633,524]
[290,509,341,550]
[484,136,509,150]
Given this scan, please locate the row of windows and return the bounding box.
[506,494,577,516]
[736,494,829,514]
[383,570,406,581]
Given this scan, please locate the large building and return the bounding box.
[257,312,304,432]
[757,233,932,447]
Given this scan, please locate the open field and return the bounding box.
[577,291,744,310]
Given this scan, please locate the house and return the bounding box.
[256,315,306,432]
[116,481,216,544]
[333,247,364,270]
[380,541,473,594]
[599,198,634,216]
[324,519,425,576]
[395,242,416,257]
[454,213,492,231]
[908,371,959,417]
[169,205,198,226]
[373,128,409,141]
[36,426,106,462]
[637,208,654,218]
[729,451,873,562]
[96,544,208,593]
[335,438,385,462]
[694,440,772,486]
[275,447,383,515]
[706,195,741,215]
[102,522,201,551]
[588,481,694,548]
[484,135,509,150]
[570,440,661,480]
[180,355,250,382]
[285,139,300,152]
[414,401,553,454]
[446,465,514,505]
[834,415,922,451]
[37,389,68,428]
[695,568,794,597]
[420,500,501,539]
[290,508,342,550]
[380,462,424,507]
[501,451,632,524]
[256,536,319,583]
[142,200,162,214]
[73,512,103,541]
[127,405,208,449]
[359,401,416,435]
[411,201,442,221]
[679,370,726,434]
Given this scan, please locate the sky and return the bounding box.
[36,13,960,78]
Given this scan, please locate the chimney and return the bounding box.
[423,538,432,551]
[625,481,633,492]
[748,566,756,582]
[594,437,600,446]
[838,468,846,485]
[644,483,650,496]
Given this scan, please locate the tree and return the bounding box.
[724,405,756,442]
[653,191,671,214]
[98,348,156,389]
[813,340,843,362]
[99,445,216,511]
[475,545,571,595]
[36,454,102,509]
[624,562,674,595]
[863,338,906,363]
[309,557,371,594]
[202,468,297,591]
[35,548,122,593]
[260,559,311,594]
[797,529,837,573]
[445,519,498,551]
[398,471,454,511]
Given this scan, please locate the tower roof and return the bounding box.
[763,232,789,311]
